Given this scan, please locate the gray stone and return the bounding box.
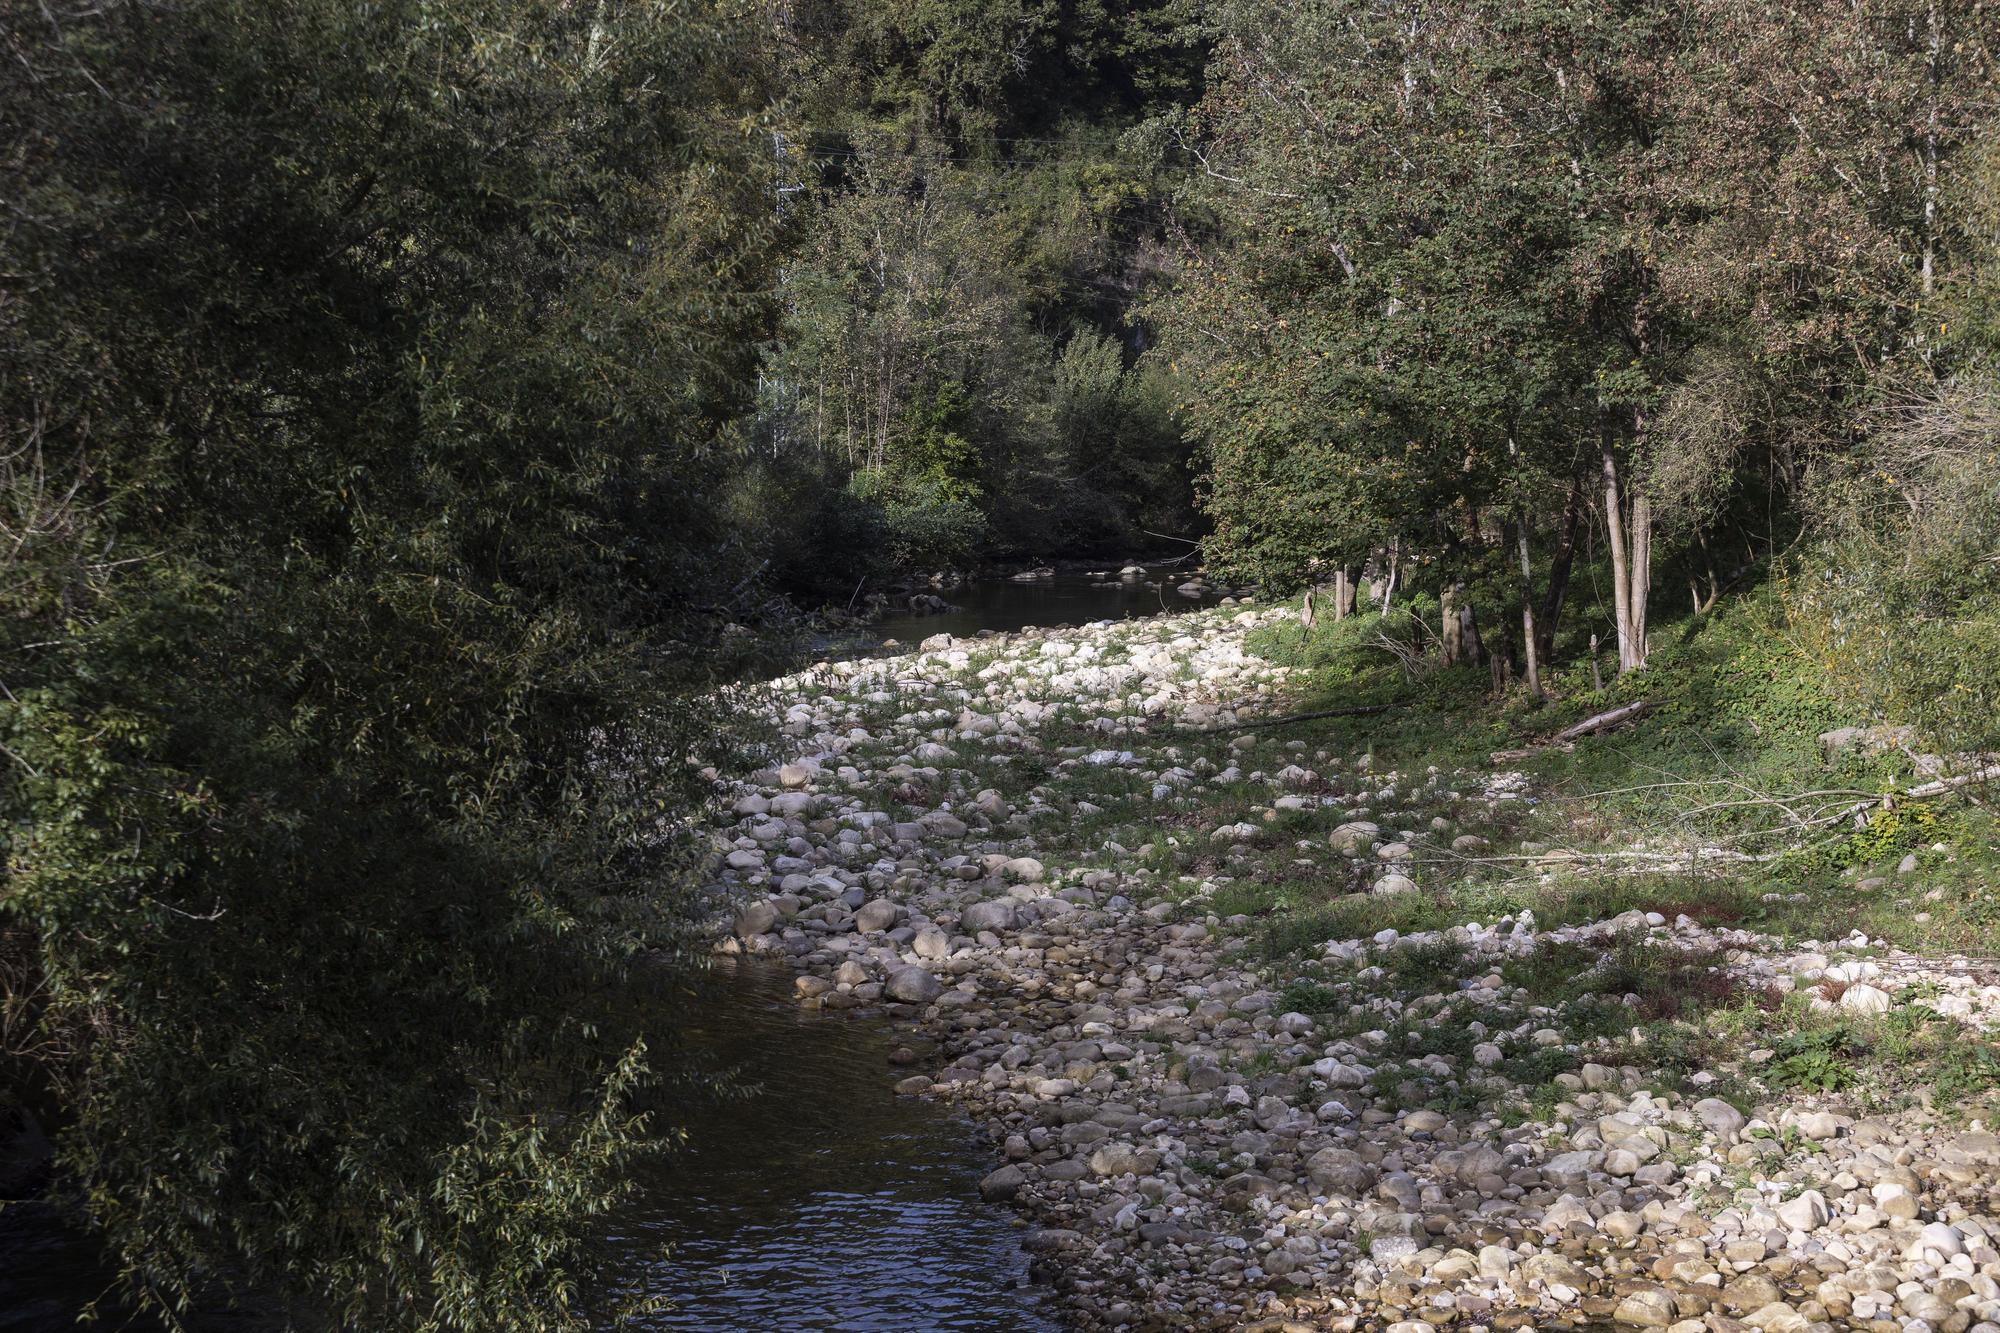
[735,901,779,939]
[852,897,900,933]
[1693,1097,1747,1140]
[1775,1189,1828,1231]
[961,899,1019,934]
[979,1163,1027,1201]
[1611,1287,1676,1327]
[884,966,942,1004]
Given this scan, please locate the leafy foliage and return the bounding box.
[1156,0,1995,684]
[1,1,782,1326]
[751,1,1210,586]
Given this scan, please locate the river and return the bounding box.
[0,959,1060,1333]
[867,560,1231,647]
[596,960,1060,1331]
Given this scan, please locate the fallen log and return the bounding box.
[1550,699,1655,744]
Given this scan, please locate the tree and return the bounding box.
[1162,0,1994,680]
[1,1,782,1326]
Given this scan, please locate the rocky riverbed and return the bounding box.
[702,604,2000,1333]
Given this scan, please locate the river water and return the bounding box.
[597,960,1060,1332]
[0,962,1060,1333]
[869,560,1230,646]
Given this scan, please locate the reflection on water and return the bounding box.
[0,1204,268,1332]
[869,562,1227,646]
[600,960,1060,1331]
[0,962,1059,1333]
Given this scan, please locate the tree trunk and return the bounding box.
[1441,581,1463,664]
[1442,579,1484,667]
[1630,489,1651,668]
[1378,538,1400,612]
[1333,567,1356,620]
[1600,435,1650,674]
[1513,519,1543,697]
[1921,0,1941,299]
[1536,470,1583,664]
[1458,594,1484,666]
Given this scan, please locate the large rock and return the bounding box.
[919,811,968,839]
[1305,1147,1377,1196]
[1002,856,1045,883]
[1693,1097,1747,1141]
[852,898,900,933]
[962,899,1019,934]
[1088,1142,1157,1177]
[1612,1287,1676,1328]
[884,966,942,1004]
[1775,1189,1828,1231]
[1329,821,1380,854]
[1918,1221,1966,1257]
[734,901,779,939]
[1840,982,1892,1014]
[979,1164,1027,1201]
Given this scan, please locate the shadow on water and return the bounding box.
[0,956,1064,1328]
[865,561,1228,649]
[0,960,1060,1333]
[598,958,1061,1332]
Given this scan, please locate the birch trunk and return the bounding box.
[1515,520,1543,697]
[1600,438,1650,674]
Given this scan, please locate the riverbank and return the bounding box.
[704,603,2000,1332]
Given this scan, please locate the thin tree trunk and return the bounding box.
[1601,437,1636,672]
[1379,538,1400,612]
[1537,471,1583,663]
[1629,488,1651,669]
[1921,0,1941,299]
[1600,433,1650,674]
[1514,519,1543,697]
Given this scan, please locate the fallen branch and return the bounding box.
[1550,699,1655,744]
[1816,762,2000,828]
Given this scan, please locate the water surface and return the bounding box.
[600,960,1061,1332]
[0,963,1061,1333]
[871,561,1230,646]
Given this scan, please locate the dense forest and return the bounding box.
[1,0,1994,1329]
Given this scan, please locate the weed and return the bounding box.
[1279,980,1346,1014]
[1767,1026,1861,1093]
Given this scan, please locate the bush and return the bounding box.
[864,471,988,571]
[0,2,780,1327]
[1786,378,2000,755]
